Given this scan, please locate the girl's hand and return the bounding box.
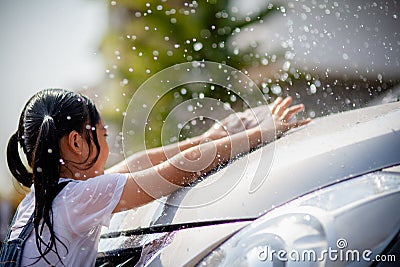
[268,96,311,137]
[204,96,311,140]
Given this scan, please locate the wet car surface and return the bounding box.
[97,99,400,266]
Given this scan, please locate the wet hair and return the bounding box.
[6,88,101,265]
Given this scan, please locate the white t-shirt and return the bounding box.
[8,173,128,267]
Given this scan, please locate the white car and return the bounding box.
[96,98,400,267]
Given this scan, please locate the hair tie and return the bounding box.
[43,115,54,122]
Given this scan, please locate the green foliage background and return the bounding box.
[98,0,290,151]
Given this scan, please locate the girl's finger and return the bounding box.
[281,104,305,121]
[274,105,283,117]
[279,96,293,111]
[274,96,293,117]
[270,97,283,114]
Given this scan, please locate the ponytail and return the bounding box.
[6,132,33,187]
[32,115,66,264]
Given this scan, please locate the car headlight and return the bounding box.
[197,172,400,266]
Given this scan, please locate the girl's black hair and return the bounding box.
[6,88,101,265]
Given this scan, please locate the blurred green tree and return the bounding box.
[98,0,288,151]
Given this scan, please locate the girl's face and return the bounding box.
[89,123,110,176]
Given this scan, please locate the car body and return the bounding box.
[96,98,400,267]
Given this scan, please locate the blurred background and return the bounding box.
[1,0,399,237]
[0,0,108,236]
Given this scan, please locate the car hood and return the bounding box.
[105,101,400,233]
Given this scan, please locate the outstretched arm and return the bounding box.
[113,126,266,212]
[106,135,205,173]
[112,99,311,213]
[106,97,310,173]
[107,96,310,175]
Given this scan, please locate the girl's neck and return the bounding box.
[59,166,104,181]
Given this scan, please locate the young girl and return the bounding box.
[1,88,309,266]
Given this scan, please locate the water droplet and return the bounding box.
[282,61,291,71]
[223,102,231,110]
[271,85,282,95]
[261,58,268,65]
[310,84,317,94]
[193,42,203,51]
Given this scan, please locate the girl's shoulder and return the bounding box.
[57,173,128,202]
[56,173,128,232]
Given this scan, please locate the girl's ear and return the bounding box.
[61,131,84,156]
